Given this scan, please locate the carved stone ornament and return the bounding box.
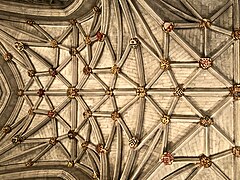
[162,22,174,32]
[28,108,35,115]
[49,68,58,77]
[96,144,107,153]
[17,89,24,96]
[92,172,99,179]
[232,147,240,157]
[83,110,92,119]
[69,19,77,25]
[47,110,56,119]
[81,141,89,150]
[96,31,105,42]
[161,152,174,165]
[105,88,114,96]
[25,159,34,167]
[68,130,77,139]
[15,42,26,51]
[111,111,120,121]
[160,59,170,70]
[67,161,74,167]
[37,88,45,97]
[129,137,139,148]
[229,85,240,100]
[232,29,240,40]
[84,36,91,45]
[2,125,12,134]
[174,87,184,97]
[129,38,140,48]
[136,86,147,97]
[161,115,170,125]
[12,135,25,144]
[27,70,36,77]
[199,58,212,69]
[199,19,211,28]
[83,65,92,75]
[50,39,58,48]
[49,137,58,145]
[199,116,214,127]
[93,6,101,14]
[3,52,13,61]
[67,87,79,99]
[111,64,121,74]
[15,42,25,51]
[199,154,212,168]
[26,20,35,26]
[69,47,79,56]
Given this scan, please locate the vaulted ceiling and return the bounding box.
[0,0,239,179]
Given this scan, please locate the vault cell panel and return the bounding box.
[97,98,114,112]
[187,96,227,113]
[122,98,140,136]
[168,122,197,151]
[214,155,234,179]
[82,75,105,90]
[40,145,69,161]
[142,46,161,84]
[150,96,173,114]
[195,167,219,180]
[151,71,174,88]
[145,0,189,23]
[169,37,197,62]
[213,44,234,80]
[174,28,203,55]
[171,67,197,85]
[187,70,227,88]
[175,127,204,156]
[207,30,232,56]
[95,42,114,68]
[121,49,139,85]
[172,98,197,116]
[142,101,161,138]
[115,95,136,109]
[38,25,69,40]
[28,119,53,139]
[209,127,232,155]
[95,117,113,143]
[82,96,104,110]
[30,47,55,65]
[187,0,229,18]
[213,7,233,30]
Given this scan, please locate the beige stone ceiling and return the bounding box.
[0,0,239,179]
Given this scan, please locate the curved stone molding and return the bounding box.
[0,163,92,180]
[1,0,74,9]
[0,69,10,117]
[0,55,18,129]
[0,170,76,180]
[0,0,99,23]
